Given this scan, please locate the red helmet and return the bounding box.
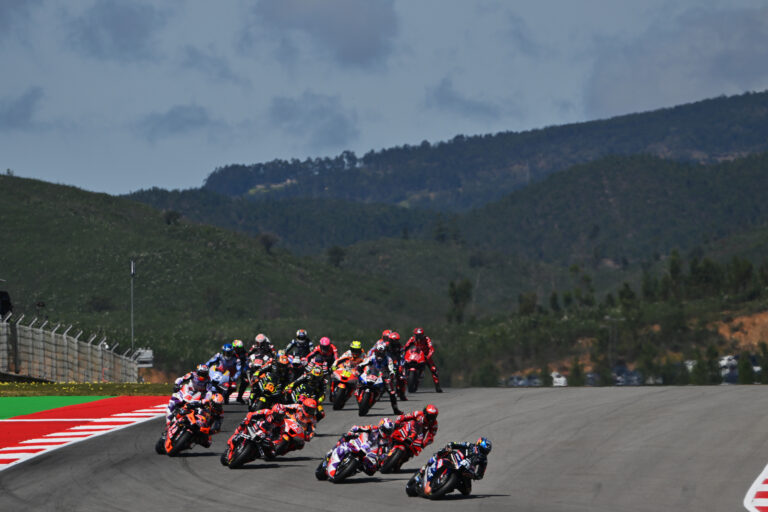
[389,331,400,343]
[424,404,438,424]
[413,327,425,338]
[382,329,392,341]
[302,398,318,416]
[319,336,331,349]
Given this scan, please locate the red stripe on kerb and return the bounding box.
[0,458,19,464]
[754,491,768,499]
[755,506,768,512]
[762,479,768,485]
[0,448,46,453]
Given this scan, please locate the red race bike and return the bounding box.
[380,419,421,473]
[404,345,427,393]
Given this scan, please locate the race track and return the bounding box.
[1,386,766,511]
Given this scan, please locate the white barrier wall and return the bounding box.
[1,315,139,382]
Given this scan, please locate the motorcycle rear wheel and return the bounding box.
[379,448,404,474]
[357,390,372,416]
[407,370,419,393]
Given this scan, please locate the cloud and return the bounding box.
[180,45,250,87]
[67,0,168,62]
[584,6,768,119]
[505,14,542,57]
[249,0,398,68]
[0,87,44,131]
[268,92,359,149]
[136,105,220,141]
[0,0,42,41]
[425,77,501,120]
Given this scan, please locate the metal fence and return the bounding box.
[0,313,139,382]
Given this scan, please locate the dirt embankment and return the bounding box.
[716,311,768,351]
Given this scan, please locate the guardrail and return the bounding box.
[0,312,142,382]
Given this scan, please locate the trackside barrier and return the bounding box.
[0,313,140,383]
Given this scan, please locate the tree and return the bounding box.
[549,291,561,313]
[258,233,279,254]
[327,245,346,268]
[738,352,755,384]
[163,210,181,225]
[569,357,585,386]
[518,291,537,316]
[448,279,472,323]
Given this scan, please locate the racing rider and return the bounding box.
[405,328,442,392]
[285,329,313,358]
[395,404,439,455]
[360,341,403,415]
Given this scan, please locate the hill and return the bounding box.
[463,152,768,266]
[202,90,768,211]
[0,175,444,371]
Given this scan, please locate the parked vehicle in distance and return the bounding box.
[551,372,567,387]
[585,372,600,386]
[507,375,527,387]
[526,374,542,387]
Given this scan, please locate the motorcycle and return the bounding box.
[380,419,420,473]
[274,415,311,455]
[284,382,325,421]
[220,421,277,469]
[356,369,386,416]
[210,368,236,404]
[155,400,214,456]
[405,449,474,499]
[330,363,359,410]
[248,372,283,412]
[404,345,426,393]
[314,435,371,483]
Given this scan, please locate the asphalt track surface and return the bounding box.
[1,386,766,511]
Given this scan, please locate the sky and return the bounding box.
[2,0,768,195]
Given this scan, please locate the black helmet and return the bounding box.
[296,329,308,341]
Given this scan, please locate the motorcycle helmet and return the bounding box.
[413,327,425,339]
[373,341,387,358]
[302,398,318,417]
[310,365,324,378]
[319,337,331,352]
[381,329,392,341]
[210,393,224,411]
[423,404,438,424]
[254,333,269,346]
[378,418,394,436]
[350,340,362,355]
[296,329,308,341]
[389,331,401,343]
[222,343,234,359]
[476,437,492,455]
[232,339,244,351]
[195,364,210,381]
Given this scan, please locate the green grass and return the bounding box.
[0,396,110,418]
[0,382,173,398]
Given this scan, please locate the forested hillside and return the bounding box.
[464,152,768,266]
[0,175,444,371]
[202,90,768,211]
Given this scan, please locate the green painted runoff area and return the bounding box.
[0,396,110,419]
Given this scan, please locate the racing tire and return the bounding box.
[220,451,230,466]
[329,454,359,483]
[332,389,347,410]
[427,469,458,500]
[167,430,193,457]
[154,437,167,455]
[407,370,419,393]
[379,448,404,474]
[405,474,419,497]
[357,390,372,416]
[315,460,328,481]
[228,441,256,469]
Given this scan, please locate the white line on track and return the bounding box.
[744,463,768,511]
[0,406,165,472]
